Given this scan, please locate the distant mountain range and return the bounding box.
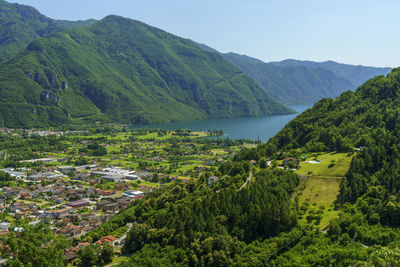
[194,42,391,105]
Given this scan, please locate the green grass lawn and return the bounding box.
[17,199,52,208]
[105,256,130,267]
[294,177,341,229]
[295,152,354,178]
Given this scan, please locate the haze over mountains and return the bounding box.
[195,42,391,104]
[0,0,391,128]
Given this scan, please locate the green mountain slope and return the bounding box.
[263,68,400,205]
[0,15,292,127]
[266,68,400,153]
[0,0,97,63]
[193,42,391,105]
[270,59,392,89]
[0,0,65,62]
[228,68,400,264]
[55,19,97,29]
[224,53,354,104]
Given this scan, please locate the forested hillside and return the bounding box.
[265,68,400,154]
[0,0,96,63]
[225,68,400,265]
[81,166,299,266]
[55,19,97,29]
[0,0,65,62]
[0,15,292,128]
[224,53,354,104]
[270,59,392,89]
[194,42,391,105]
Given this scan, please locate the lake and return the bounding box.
[131,105,312,141]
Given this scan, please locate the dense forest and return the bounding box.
[214,68,400,265]
[81,166,299,265]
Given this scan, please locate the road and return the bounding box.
[238,170,253,191]
[113,223,133,248]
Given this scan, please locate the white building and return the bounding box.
[92,167,137,181]
[0,168,27,179]
[0,222,11,231]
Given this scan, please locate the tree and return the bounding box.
[99,243,114,264]
[77,245,98,267]
[3,223,69,267]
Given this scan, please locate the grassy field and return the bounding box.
[292,152,355,229]
[105,256,130,267]
[295,152,354,178]
[294,177,341,229]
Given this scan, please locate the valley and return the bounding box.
[0,0,399,266]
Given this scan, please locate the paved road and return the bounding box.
[113,223,133,248]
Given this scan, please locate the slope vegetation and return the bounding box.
[0,15,292,127]
[0,0,65,62]
[0,0,98,63]
[194,41,391,105]
[225,53,354,104]
[270,59,392,89]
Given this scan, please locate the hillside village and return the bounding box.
[0,127,256,263]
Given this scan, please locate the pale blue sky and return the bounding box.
[10,0,400,67]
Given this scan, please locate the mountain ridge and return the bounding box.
[0,14,293,127]
[193,42,391,105]
[0,0,97,63]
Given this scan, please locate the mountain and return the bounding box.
[227,68,400,264]
[270,59,392,89]
[0,0,65,62]
[265,67,400,203]
[193,42,391,105]
[266,68,400,153]
[0,15,293,128]
[0,0,97,63]
[224,53,354,104]
[55,19,97,29]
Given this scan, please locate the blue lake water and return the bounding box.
[131,105,312,141]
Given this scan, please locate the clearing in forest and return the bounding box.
[292,152,355,229]
[295,152,354,178]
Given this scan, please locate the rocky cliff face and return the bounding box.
[25,71,67,106]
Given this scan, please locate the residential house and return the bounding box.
[282,158,300,168]
[66,200,91,209]
[96,235,116,245]
[96,201,119,212]
[0,222,11,231]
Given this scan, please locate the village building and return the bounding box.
[43,207,73,218]
[96,200,119,212]
[28,172,64,181]
[92,167,136,182]
[66,200,91,209]
[123,190,145,199]
[0,168,27,179]
[282,158,300,168]
[96,235,116,245]
[0,222,11,231]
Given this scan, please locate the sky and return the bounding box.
[9,0,400,67]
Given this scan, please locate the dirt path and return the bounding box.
[238,170,253,191]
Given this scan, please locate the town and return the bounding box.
[0,126,257,264]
